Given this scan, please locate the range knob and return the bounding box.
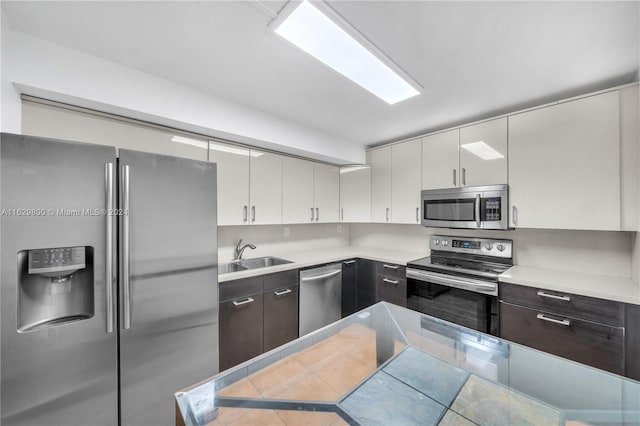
[433,239,440,246]
[442,240,449,246]
[497,244,505,252]
[485,243,493,250]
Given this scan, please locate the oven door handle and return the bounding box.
[406,268,497,296]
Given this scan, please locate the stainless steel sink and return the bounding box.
[218,256,292,274]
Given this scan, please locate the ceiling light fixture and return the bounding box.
[270,0,421,105]
[460,141,505,161]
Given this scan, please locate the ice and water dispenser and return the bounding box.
[17,246,94,332]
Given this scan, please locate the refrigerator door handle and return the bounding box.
[121,165,132,330]
[105,163,114,333]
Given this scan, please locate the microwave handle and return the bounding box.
[475,194,481,228]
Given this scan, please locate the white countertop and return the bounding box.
[218,246,425,283]
[499,266,640,305]
[219,245,640,306]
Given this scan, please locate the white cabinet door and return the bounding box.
[249,150,283,225]
[370,146,392,223]
[392,139,422,224]
[459,117,508,186]
[340,166,371,223]
[208,141,250,226]
[422,129,459,190]
[314,163,340,223]
[282,157,314,224]
[509,91,620,230]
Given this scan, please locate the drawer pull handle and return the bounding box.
[537,291,570,302]
[383,264,399,270]
[343,260,356,265]
[274,289,292,296]
[537,313,571,326]
[232,297,255,307]
[383,278,399,285]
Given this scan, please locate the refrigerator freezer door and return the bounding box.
[1,133,118,426]
[118,150,218,426]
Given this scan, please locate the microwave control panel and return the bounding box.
[481,197,502,221]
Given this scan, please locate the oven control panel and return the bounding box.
[430,235,512,258]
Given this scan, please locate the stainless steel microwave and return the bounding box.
[421,184,509,230]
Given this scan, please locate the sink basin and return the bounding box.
[219,256,292,274]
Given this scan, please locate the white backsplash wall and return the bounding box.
[350,223,634,278]
[218,224,350,262]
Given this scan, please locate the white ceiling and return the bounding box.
[2,1,639,148]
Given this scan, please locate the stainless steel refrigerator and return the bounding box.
[0,133,219,426]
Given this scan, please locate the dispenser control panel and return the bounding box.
[28,246,86,275]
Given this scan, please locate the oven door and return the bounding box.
[406,268,498,336]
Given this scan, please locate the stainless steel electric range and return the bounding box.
[406,235,513,336]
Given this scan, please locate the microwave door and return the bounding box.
[423,194,479,229]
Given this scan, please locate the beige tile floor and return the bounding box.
[209,324,405,426]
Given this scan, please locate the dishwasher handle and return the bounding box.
[300,269,341,282]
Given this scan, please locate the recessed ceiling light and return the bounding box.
[460,141,505,161]
[270,1,421,105]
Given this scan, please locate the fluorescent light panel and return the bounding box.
[460,141,504,161]
[272,1,420,105]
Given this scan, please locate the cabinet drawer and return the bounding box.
[375,262,406,279]
[263,269,298,291]
[500,302,624,375]
[376,275,407,307]
[499,282,624,326]
[219,276,263,302]
[264,285,299,352]
[219,293,264,371]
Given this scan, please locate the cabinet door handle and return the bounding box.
[537,291,571,302]
[243,205,248,223]
[232,297,255,307]
[274,288,292,296]
[341,208,344,222]
[310,207,315,222]
[512,206,517,226]
[316,207,319,222]
[343,260,356,265]
[383,278,399,285]
[386,207,390,222]
[251,206,256,223]
[383,264,398,270]
[462,168,466,186]
[536,313,571,327]
[416,207,419,223]
[453,169,457,186]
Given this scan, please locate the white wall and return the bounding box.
[0,12,365,165]
[351,223,635,278]
[218,224,350,263]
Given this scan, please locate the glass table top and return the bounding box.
[176,302,640,426]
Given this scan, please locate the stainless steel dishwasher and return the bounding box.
[299,263,342,336]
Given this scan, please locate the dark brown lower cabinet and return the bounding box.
[219,292,264,371]
[341,260,358,317]
[376,274,407,307]
[263,285,299,352]
[219,270,299,371]
[500,301,625,375]
[356,259,376,310]
[626,303,640,380]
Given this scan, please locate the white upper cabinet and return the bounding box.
[282,158,339,223]
[422,129,459,190]
[314,163,340,223]
[508,91,620,231]
[392,139,422,224]
[370,146,392,223]
[208,141,251,226]
[340,166,371,223]
[249,151,283,225]
[282,157,315,223]
[459,117,508,186]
